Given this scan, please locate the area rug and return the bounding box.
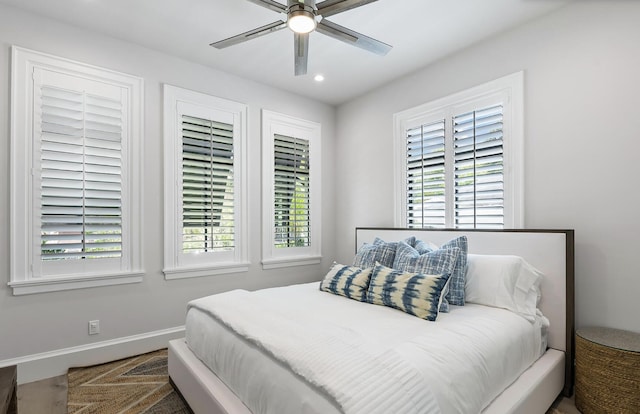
[67,349,191,414]
[68,349,570,413]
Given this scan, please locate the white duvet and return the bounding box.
[186,282,546,414]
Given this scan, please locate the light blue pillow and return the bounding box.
[320,262,372,302]
[412,239,436,254]
[352,237,417,269]
[409,236,468,306]
[366,263,451,321]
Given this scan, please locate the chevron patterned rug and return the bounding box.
[67,349,191,414]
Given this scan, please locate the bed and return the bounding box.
[168,228,575,414]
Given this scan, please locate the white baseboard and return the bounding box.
[0,326,185,384]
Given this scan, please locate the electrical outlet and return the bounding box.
[88,320,100,335]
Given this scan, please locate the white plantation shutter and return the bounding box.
[163,85,248,279]
[181,115,235,253]
[10,47,143,294]
[39,86,124,260]
[453,105,504,229]
[401,105,508,230]
[406,120,446,228]
[395,72,522,231]
[261,110,320,269]
[274,134,310,248]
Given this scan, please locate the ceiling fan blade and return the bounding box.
[245,0,287,13]
[210,20,287,49]
[294,32,309,76]
[317,0,378,18]
[316,19,391,55]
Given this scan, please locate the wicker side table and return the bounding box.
[575,327,640,414]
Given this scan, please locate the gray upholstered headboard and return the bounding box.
[355,227,575,396]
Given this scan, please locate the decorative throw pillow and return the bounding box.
[352,236,417,269]
[320,262,372,301]
[366,263,451,321]
[405,236,468,307]
[411,239,437,254]
[392,241,461,312]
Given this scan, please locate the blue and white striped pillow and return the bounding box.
[392,241,462,312]
[366,263,451,321]
[320,263,372,301]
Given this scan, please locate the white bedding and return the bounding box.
[186,282,547,414]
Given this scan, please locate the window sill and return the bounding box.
[261,256,322,270]
[163,262,250,280]
[9,271,144,296]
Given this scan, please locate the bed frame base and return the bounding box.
[168,338,251,414]
[169,338,564,414]
[482,349,565,414]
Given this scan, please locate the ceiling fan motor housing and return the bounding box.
[287,2,317,34]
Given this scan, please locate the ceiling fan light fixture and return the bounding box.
[287,6,316,34]
[210,0,392,77]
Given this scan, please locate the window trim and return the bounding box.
[393,71,524,229]
[261,110,321,269]
[162,84,249,280]
[9,46,144,295]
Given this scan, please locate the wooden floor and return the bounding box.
[17,373,581,414]
[17,375,67,414]
[554,396,582,414]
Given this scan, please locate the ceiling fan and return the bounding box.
[210,0,392,76]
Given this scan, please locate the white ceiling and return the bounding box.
[1,0,569,105]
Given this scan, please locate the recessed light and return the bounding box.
[314,74,325,82]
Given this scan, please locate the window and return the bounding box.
[274,134,311,248]
[39,88,124,260]
[9,47,143,295]
[163,85,248,279]
[394,72,524,229]
[262,110,321,269]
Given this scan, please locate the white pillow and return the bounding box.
[465,254,542,322]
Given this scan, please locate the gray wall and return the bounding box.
[334,1,640,332]
[0,5,336,360]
